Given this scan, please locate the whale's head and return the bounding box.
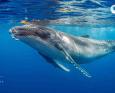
[9,25,55,50]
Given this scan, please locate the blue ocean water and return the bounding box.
[0,0,115,93]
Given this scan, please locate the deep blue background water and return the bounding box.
[0,0,115,93]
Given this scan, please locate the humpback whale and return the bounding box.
[9,23,115,78]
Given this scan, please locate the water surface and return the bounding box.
[0,0,115,93]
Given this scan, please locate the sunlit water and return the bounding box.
[0,0,115,93]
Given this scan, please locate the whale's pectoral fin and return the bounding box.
[59,44,92,78]
[56,33,92,78]
[38,52,70,72]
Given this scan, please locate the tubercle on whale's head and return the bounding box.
[9,25,51,41]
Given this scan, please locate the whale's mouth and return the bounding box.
[9,27,20,40]
[9,25,38,40]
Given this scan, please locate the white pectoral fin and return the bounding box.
[65,52,92,78]
[56,32,92,78]
[55,60,70,72]
[60,45,92,78]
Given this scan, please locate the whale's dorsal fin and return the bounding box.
[80,35,90,38]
